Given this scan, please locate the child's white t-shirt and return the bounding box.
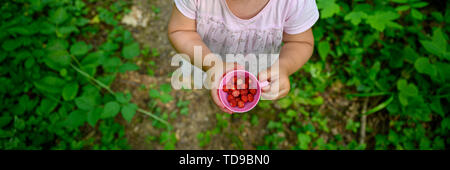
[174,0,320,58]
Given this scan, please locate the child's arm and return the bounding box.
[168,5,235,113]
[258,29,315,100]
[168,5,213,71]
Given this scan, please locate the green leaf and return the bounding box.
[286,110,297,117]
[403,84,419,96]
[397,79,407,90]
[0,115,12,128]
[149,89,160,99]
[75,95,96,111]
[87,107,102,127]
[122,42,140,59]
[278,98,292,109]
[414,57,437,76]
[398,93,409,106]
[102,57,122,72]
[160,84,172,93]
[441,118,450,131]
[102,101,121,119]
[344,11,367,25]
[115,92,132,104]
[297,133,311,150]
[317,0,340,19]
[395,5,410,12]
[420,28,447,59]
[30,0,44,11]
[36,98,58,115]
[430,99,444,117]
[34,76,66,94]
[2,39,21,51]
[180,107,189,115]
[391,0,408,3]
[411,2,428,8]
[70,41,89,56]
[82,51,104,67]
[160,94,173,104]
[318,41,331,61]
[50,7,69,25]
[44,50,71,70]
[66,110,87,129]
[403,46,419,63]
[366,11,401,32]
[410,9,423,20]
[121,103,138,123]
[62,83,79,101]
[118,62,140,73]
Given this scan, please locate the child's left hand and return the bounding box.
[258,65,291,100]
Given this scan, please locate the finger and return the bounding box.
[260,87,278,100]
[261,84,271,92]
[258,69,270,82]
[261,79,283,100]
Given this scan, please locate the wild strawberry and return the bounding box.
[230,99,237,107]
[236,78,243,85]
[237,101,245,108]
[223,85,228,92]
[236,98,241,103]
[241,95,248,102]
[249,89,257,95]
[232,90,240,97]
[240,89,248,96]
[227,94,234,102]
[248,94,254,102]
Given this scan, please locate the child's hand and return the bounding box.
[207,62,244,114]
[258,65,291,100]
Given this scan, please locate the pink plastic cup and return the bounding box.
[218,70,269,113]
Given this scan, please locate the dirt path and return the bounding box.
[113,0,229,150]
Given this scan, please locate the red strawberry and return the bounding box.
[241,95,248,102]
[236,98,241,103]
[248,94,254,102]
[232,90,240,97]
[230,99,237,107]
[237,101,245,108]
[227,95,234,102]
[249,89,257,95]
[223,85,228,92]
[236,78,243,85]
[240,89,248,96]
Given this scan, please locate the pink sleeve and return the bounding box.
[284,0,320,34]
[173,0,198,19]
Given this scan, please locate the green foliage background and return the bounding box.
[0,0,448,149]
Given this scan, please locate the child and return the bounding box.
[168,0,319,113]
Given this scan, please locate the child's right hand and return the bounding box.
[207,62,244,114]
